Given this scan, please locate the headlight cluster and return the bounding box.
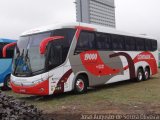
[32,79,44,85]
[11,74,49,86]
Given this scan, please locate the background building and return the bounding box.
[76,0,116,28]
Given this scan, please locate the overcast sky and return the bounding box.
[0,0,160,42]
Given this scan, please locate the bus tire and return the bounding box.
[74,75,88,94]
[3,75,11,90]
[144,67,150,80]
[136,68,144,82]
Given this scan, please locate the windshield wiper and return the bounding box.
[13,49,24,74]
[24,49,33,75]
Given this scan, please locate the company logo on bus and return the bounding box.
[84,54,97,61]
[137,54,151,60]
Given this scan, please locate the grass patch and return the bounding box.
[4,73,160,113]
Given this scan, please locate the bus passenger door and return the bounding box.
[46,43,64,94]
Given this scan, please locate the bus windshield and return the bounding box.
[13,32,51,76]
[12,28,76,77]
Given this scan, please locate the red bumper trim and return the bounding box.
[11,80,49,96]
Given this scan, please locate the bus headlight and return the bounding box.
[32,79,43,85]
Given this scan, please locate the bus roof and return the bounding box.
[0,38,17,43]
[21,22,156,40]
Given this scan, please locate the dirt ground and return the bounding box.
[44,98,160,120]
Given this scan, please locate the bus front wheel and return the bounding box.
[74,75,88,94]
[3,75,11,90]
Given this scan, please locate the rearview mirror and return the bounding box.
[3,42,17,58]
[39,36,64,55]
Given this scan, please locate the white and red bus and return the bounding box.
[3,23,158,95]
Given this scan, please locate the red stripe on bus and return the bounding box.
[54,69,72,94]
[80,51,120,76]
[124,52,158,75]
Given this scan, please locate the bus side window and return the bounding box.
[145,39,152,51]
[75,31,95,53]
[112,35,125,51]
[125,37,136,51]
[96,33,111,50]
[46,42,63,69]
[52,28,76,46]
[130,38,136,51]
[136,38,145,51]
[151,40,157,51]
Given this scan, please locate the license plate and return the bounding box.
[20,89,26,93]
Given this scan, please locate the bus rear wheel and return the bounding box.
[136,68,144,82]
[144,67,150,80]
[3,75,11,90]
[74,75,88,94]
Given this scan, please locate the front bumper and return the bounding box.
[11,80,49,95]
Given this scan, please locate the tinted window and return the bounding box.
[112,35,125,51]
[52,28,76,63]
[125,37,136,51]
[145,39,152,51]
[75,31,95,52]
[45,29,76,71]
[52,28,76,47]
[136,38,145,51]
[151,40,157,51]
[6,46,14,58]
[96,33,111,50]
[0,42,14,58]
[0,43,4,58]
[46,43,63,69]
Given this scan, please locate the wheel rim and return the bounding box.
[76,79,84,92]
[138,72,143,81]
[145,71,149,79]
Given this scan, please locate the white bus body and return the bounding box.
[5,22,158,95]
